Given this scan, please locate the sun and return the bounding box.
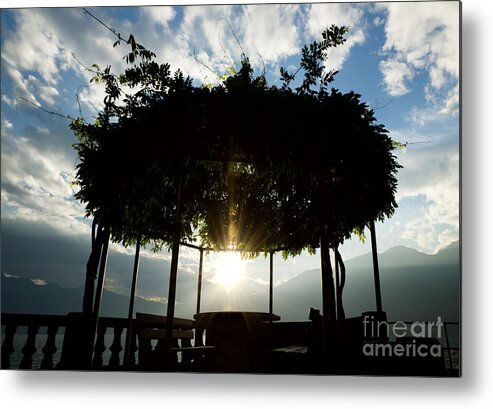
[211,252,246,289]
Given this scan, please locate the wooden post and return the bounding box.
[196,248,204,315]
[93,227,110,320]
[334,247,340,320]
[319,233,336,321]
[165,167,183,352]
[269,251,274,316]
[318,177,337,359]
[90,227,110,367]
[335,248,346,320]
[83,222,103,314]
[123,237,141,368]
[370,220,383,313]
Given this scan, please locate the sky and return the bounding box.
[0,1,460,314]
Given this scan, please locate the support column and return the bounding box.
[334,247,340,320]
[269,251,274,316]
[370,220,383,313]
[165,167,183,353]
[123,237,141,368]
[318,177,337,360]
[82,222,103,314]
[196,248,204,315]
[93,227,111,320]
[90,226,110,366]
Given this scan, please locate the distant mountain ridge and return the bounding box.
[1,241,460,323]
[274,241,459,322]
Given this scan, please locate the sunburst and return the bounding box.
[210,252,246,289]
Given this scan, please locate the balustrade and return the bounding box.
[2,313,458,372]
[1,313,136,370]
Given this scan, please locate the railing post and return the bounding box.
[1,324,18,369]
[128,329,138,368]
[40,325,59,369]
[109,325,124,368]
[444,322,454,370]
[20,324,39,369]
[92,324,107,369]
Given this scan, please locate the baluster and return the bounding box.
[92,324,107,369]
[181,333,192,368]
[109,325,123,368]
[128,329,138,369]
[40,325,59,369]
[194,326,204,347]
[19,324,39,369]
[1,324,18,369]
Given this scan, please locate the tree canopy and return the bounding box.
[70,25,401,259]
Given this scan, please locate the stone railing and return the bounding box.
[1,313,135,370]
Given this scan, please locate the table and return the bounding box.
[193,311,280,372]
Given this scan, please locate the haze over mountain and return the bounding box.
[1,241,459,323]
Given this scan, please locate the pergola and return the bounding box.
[71,32,401,366]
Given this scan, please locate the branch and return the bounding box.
[406,136,435,145]
[216,18,245,58]
[82,7,130,44]
[193,50,223,81]
[75,85,90,118]
[373,98,393,111]
[71,52,98,74]
[16,97,75,120]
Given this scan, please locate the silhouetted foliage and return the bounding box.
[71,27,401,260]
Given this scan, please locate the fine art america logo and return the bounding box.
[362,316,444,359]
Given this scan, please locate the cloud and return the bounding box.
[379,59,414,96]
[0,218,90,287]
[139,5,176,28]
[395,140,459,253]
[1,9,67,85]
[242,4,301,65]
[378,2,459,113]
[1,119,88,236]
[1,115,89,234]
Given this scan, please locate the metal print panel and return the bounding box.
[1,1,461,376]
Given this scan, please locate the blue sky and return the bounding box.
[0,2,460,313]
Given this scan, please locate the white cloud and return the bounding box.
[140,6,176,28]
[378,2,459,113]
[1,9,66,85]
[242,4,300,65]
[395,141,459,253]
[1,123,89,238]
[4,63,40,105]
[379,59,414,96]
[306,3,366,72]
[31,278,48,286]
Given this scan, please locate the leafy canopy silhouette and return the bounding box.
[71,25,401,260]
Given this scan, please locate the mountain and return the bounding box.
[0,275,166,318]
[1,276,84,315]
[1,241,460,323]
[274,241,460,322]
